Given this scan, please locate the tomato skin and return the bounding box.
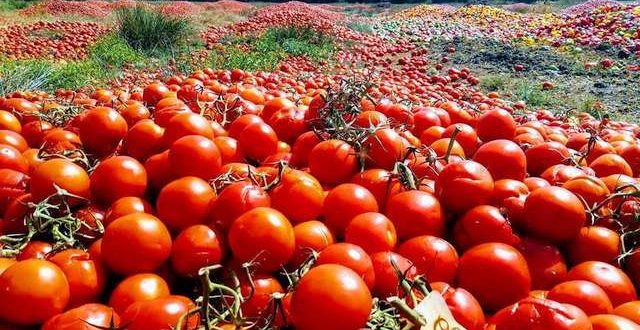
[162,111,214,146]
[108,273,170,315]
[291,264,372,330]
[435,160,494,214]
[547,280,613,316]
[79,107,128,156]
[322,183,379,236]
[239,274,283,319]
[589,314,640,330]
[0,144,29,173]
[0,129,28,152]
[516,238,567,290]
[0,169,29,216]
[457,242,531,312]
[123,119,165,162]
[270,169,324,224]
[398,235,459,284]
[308,139,358,185]
[370,251,417,298]
[171,224,224,277]
[490,297,591,330]
[567,226,621,265]
[566,261,637,307]
[363,128,409,170]
[522,186,586,242]
[476,109,516,142]
[120,295,198,330]
[214,136,244,164]
[168,134,222,180]
[101,213,172,275]
[345,212,397,254]
[208,182,270,232]
[0,110,21,133]
[385,190,445,240]
[16,240,53,260]
[0,259,70,325]
[290,220,335,268]
[90,156,147,206]
[431,282,486,330]
[42,303,120,330]
[48,249,106,308]
[157,176,216,232]
[525,141,570,176]
[104,196,154,226]
[30,158,91,202]
[228,207,295,273]
[238,121,279,162]
[316,243,375,289]
[350,169,404,211]
[613,301,640,324]
[473,139,526,181]
[0,258,16,276]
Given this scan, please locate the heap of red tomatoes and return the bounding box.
[0,66,639,330]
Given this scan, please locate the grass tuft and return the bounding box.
[116,6,193,54]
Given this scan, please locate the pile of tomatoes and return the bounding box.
[0,63,638,330]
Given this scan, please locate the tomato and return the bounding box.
[120,102,150,126]
[397,235,458,284]
[442,123,478,156]
[42,303,120,330]
[214,136,244,164]
[522,186,586,242]
[90,156,147,205]
[525,141,570,176]
[168,135,222,180]
[16,240,53,260]
[0,259,70,325]
[123,119,165,162]
[227,114,263,138]
[162,111,214,146]
[384,190,445,240]
[345,212,397,254]
[562,175,610,208]
[457,242,531,311]
[566,261,637,307]
[435,160,494,214]
[228,207,295,272]
[473,139,526,181]
[238,121,278,162]
[268,107,308,144]
[171,224,224,277]
[613,301,640,324]
[291,264,372,330]
[101,213,172,275]
[79,107,128,156]
[157,176,216,232]
[431,282,486,330]
[476,109,516,142]
[590,154,633,177]
[0,144,28,173]
[290,220,335,268]
[0,258,16,276]
[363,128,409,170]
[30,158,90,202]
[143,83,169,105]
[567,226,621,265]
[49,249,105,308]
[0,169,29,216]
[589,314,640,330]
[239,274,284,319]
[322,183,379,236]
[350,169,404,211]
[619,144,640,177]
[316,243,375,289]
[289,131,321,168]
[370,251,417,298]
[108,273,170,314]
[270,169,324,224]
[0,130,28,152]
[309,139,358,185]
[120,295,198,330]
[209,181,270,231]
[547,280,613,315]
[453,204,520,251]
[21,120,53,148]
[490,297,591,330]
[516,237,567,290]
[104,196,154,226]
[411,108,441,136]
[0,110,21,133]
[490,179,528,207]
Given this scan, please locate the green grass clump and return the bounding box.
[89,34,144,68]
[209,27,335,72]
[0,59,52,95]
[514,81,550,108]
[0,0,35,11]
[479,74,508,92]
[116,6,193,54]
[348,21,375,35]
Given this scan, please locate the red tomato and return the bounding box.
[370,251,417,298]
[16,240,53,260]
[290,220,335,268]
[171,224,224,277]
[48,249,105,308]
[516,237,568,290]
[431,282,486,330]
[0,259,70,325]
[363,128,409,170]
[613,301,640,324]
[547,280,613,315]
[0,144,29,173]
[168,135,222,180]
[123,119,164,162]
[239,274,284,319]
[436,160,494,214]
[525,141,570,176]
[228,207,295,273]
[270,169,324,224]
[322,183,379,236]
[398,235,459,284]
[208,181,270,231]
[101,213,172,275]
[473,139,526,181]
[108,273,170,315]
[345,212,397,254]
[42,303,120,330]
[90,156,147,205]
[157,176,216,232]
[79,107,128,156]
[316,243,375,289]
[490,297,591,330]
[104,196,154,226]
[385,190,445,240]
[120,295,198,330]
[309,139,358,185]
[30,158,90,202]
[457,243,531,311]
[476,109,516,142]
[238,121,278,162]
[566,261,637,307]
[522,186,586,242]
[162,111,214,146]
[589,314,640,330]
[291,264,372,330]
[567,226,621,265]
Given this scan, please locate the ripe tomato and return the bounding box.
[16,240,53,260]
[228,207,295,272]
[0,259,70,325]
[590,154,633,177]
[0,110,21,133]
[567,226,621,265]
[525,141,570,176]
[239,274,283,319]
[0,258,16,276]
[308,139,358,185]
[171,224,224,277]
[363,128,409,170]
[566,261,637,307]
[562,175,610,207]
[270,169,324,224]
[589,314,640,330]
[522,186,586,242]
[453,205,519,251]
[79,107,128,156]
[90,156,147,205]
[0,129,28,152]
[30,158,90,202]
[316,243,375,289]
[168,135,222,180]
[516,237,567,290]
[436,160,494,214]
[476,109,516,142]
[156,176,216,232]
[322,183,379,236]
[397,235,458,284]
[162,111,214,146]
[547,280,613,315]
[0,144,29,173]
[291,264,372,330]
[431,282,486,330]
[42,303,120,330]
[350,169,404,211]
[120,295,198,330]
[457,242,531,311]
[385,190,445,240]
[238,121,278,162]
[209,182,270,231]
[214,136,244,164]
[0,169,28,216]
[345,212,397,254]
[104,196,154,226]
[370,251,417,298]
[123,119,164,162]
[613,301,640,324]
[48,249,105,308]
[490,297,591,330]
[101,213,172,275]
[290,220,335,268]
[108,273,170,315]
[473,139,526,181]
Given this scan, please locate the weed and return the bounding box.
[0,58,52,95]
[514,81,550,107]
[88,34,144,68]
[0,0,34,11]
[348,21,375,34]
[116,6,193,54]
[479,74,508,92]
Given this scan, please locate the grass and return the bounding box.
[513,81,551,107]
[208,26,335,72]
[348,21,375,34]
[0,0,35,11]
[116,6,193,54]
